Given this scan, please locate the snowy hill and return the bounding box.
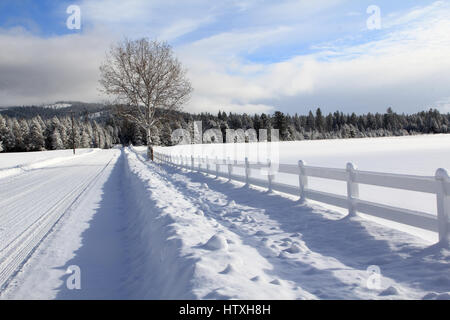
[0,135,449,300]
[41,103,72,109]
[0,102,111,120]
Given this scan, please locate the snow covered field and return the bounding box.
[0,148,98,179]
[0,137,449,300]
[153,134,450,243]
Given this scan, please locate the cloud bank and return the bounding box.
[0,0,449,115]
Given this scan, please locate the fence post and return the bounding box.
[267,159,273,192]
[206,156,210,174]
[436,168,450,246]
[298,160,308,202]
[346,162,359,216]
[245,157,250,185]
[191,155,194,171]
[215,156,219,178]
[227,157,232,181]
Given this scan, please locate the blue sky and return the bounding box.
[0,0,449,115]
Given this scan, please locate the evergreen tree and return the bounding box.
[50,128,64,150]
[306,111,315,131]
[315,108,325,132]
[273,111,289,140]
[26,119,45,151]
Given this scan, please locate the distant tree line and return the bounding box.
[0,102,109,119]
[1,106,449,152]
[121,107,450,146]
[0,114,119,153]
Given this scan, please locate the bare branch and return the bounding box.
[99,38,192,154]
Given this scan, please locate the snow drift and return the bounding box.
[123,149,198,298]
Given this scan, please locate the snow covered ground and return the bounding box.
[125,146,450,299]
[153,134,450,243]
[1,137,449,300]
[0,149,123,298]
[0,148,98,179]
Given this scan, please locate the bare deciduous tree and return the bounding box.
[99,38,192,159]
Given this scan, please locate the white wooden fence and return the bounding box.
[153,151,450,245]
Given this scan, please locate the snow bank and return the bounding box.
[0,149,99,179]
[127,146,450,300]
[123,149,198,298]
[123,148,314,299]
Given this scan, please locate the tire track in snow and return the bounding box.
[0,152,116,292]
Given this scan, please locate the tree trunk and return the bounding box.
[147,127,154,161]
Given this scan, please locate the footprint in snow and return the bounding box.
[243,215,256,223]
[303,267,320,275]
[223,211,241,218]
[278,251,290,259]
[201,203,211,211]
[284,244,302,254]
[250,276,261,282]
[219,264,236,275]
[203,234,228,251]
[270,279,281,285]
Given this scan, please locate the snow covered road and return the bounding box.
[0,149,122,296]
[1,147,449,299]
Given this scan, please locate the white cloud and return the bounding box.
[436,97,450,113]
[159,16,214,41]
[177,1,450,114]
[1,0,450,116]
[0,28,113,106]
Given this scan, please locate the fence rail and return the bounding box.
[153,151,450,245]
